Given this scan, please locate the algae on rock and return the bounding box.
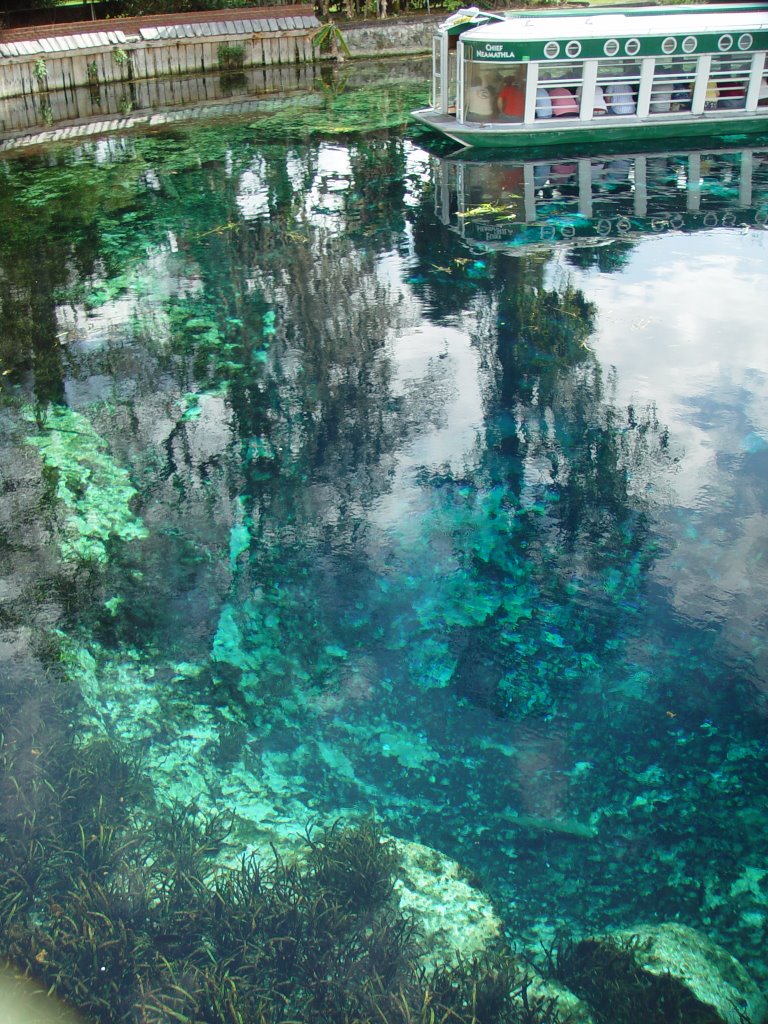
[24,404,148,564]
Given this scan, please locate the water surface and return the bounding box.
[1,118,768,985]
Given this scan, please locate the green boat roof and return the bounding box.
[441,3,768,36]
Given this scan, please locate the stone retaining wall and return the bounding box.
[342,15,439,57]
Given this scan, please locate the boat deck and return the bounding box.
[412,107,768,150]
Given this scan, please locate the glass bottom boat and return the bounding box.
[411,4,768,149]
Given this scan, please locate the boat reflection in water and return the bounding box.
[432,144,768,252]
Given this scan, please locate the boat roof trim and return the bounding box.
[458,8,768,43]
[439,3,768,39]
[440,7,507,35]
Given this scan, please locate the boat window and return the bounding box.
[649,55,696,114]
[463,62,527,123]
[760,58,768,107]
[537,59,582,89]
[448,49,458,115]
[708,52,753,111]
[463,64,499,123]
[595,59,641,115]
[536,60,582,118]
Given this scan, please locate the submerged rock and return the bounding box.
[393,840,599,1022]
[559,922,767,1024]
[393,839,502,965]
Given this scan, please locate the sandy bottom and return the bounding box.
[0,964,86,1024]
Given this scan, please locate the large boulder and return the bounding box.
[557,922,767,1024]
[393,839,599,1023]
[393,838,502,965]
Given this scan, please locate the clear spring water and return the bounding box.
[1,107,768,988]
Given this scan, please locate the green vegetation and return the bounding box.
[312,22,352,60]
[248,79,428,139]
[547,935,729,1024]
[217,43,245,72]
[6,0,639,28]
[0,660,568,1024]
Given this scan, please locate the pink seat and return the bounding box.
[549,87,579,116]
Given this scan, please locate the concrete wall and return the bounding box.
[342,15,440,57]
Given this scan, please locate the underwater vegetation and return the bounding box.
[247,77,430,142]
[23,405,149,565]
[2,639,764,1024]
[0,660,575,1024]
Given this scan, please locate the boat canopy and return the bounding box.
[447,6,768,62]
[440,6,506,36]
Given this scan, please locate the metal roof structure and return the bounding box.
[1,31,128,56]
[138,14,316,41]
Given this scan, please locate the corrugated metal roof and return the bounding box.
[136,19,311,42]
[0,28,128,57]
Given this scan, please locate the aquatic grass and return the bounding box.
[305,816,399,912]
[248,80,430,141]
[547,934,729,1024]
[0,700,576,1024]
